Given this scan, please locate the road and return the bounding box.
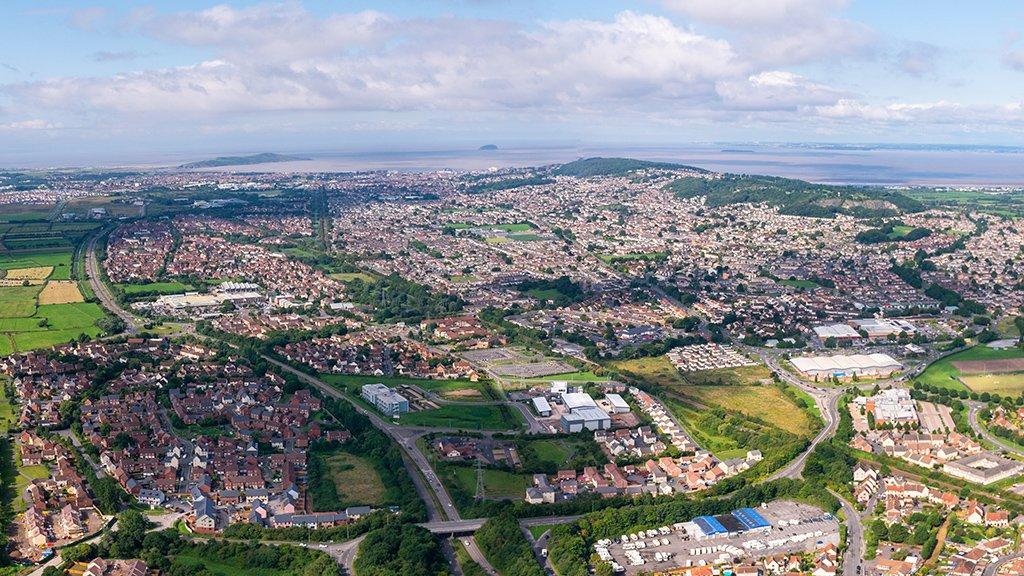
[984,551,1024,576]
[829,490,864,576]
[968,401,1024,456]
[85,230,139,334]
[759,352,842,481]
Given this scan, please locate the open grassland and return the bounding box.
[0,285,43,317]
[445,465,531,499]
[676,385,815,436]
[118,281,194,295]
[917,345,1024,393]
[38,280,84,304]
[320,451,386,506]
[399,404,522,431]
[327,271,377,283]
[678,364,772,386]
[609,355,690,388]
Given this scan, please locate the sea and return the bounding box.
[13,143,1024,187]
[185,144,1024,187]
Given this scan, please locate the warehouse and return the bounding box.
[561,391,599,412]
[531,396,552,417]
[850,318,916,338]
[560,406,611,433]
[790,353,901,380]
[605,393,630,414]
[690,508,773,539]
[812,324,861,341]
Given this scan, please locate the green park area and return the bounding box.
[399,404,522,431]
[441,464,531,500]
[118,281,195,296]
[916,344,1024,396]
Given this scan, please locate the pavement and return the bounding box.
[830,489,864,576]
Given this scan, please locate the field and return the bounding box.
[415,379,497,401]
[318,451,386,507]
[484,236,509,245]
[444,465,531,499]
[320,373,485,397]
[608,355,691,388]
[917,345,1024,393]
[675,385,816,436]
[508,233,544,241]
[0,282,105,352]
[3,267,52,282]
[778,279,820,289]
[677,364,772,386]
[327,272,377,283]
[38,280,84,304]
[0,250,73,279]
[398,404,522,431]
[118,281,194,295]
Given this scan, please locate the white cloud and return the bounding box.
[716,71,845,110]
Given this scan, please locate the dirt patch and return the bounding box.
[38,281,84,304]
[952,358,1024,374]
[444,388,484,400]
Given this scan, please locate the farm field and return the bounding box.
[398,403,522,431]
[38,280,84,304]
[674,384,816,436]
[0,250,73,279]
[917,344,1024,393]
[0,278,104,352]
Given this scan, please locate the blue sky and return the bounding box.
[1,1,1023,165]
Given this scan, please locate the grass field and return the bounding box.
[320,373,482,395]
[38,280,84,304]
[327,272,377,283]
[676,385,815,436]
[0,384,15,434]
[609,355,691,388]
[524,370,610,383]
[678,364,772,386]
[320,451,386,506]
[415,379,496,401]
[666,401,748,460]
[0,250,72,280]
[399,404,522,431]
[917,345,1024,393]
[0,286,43,317]
[527,439,572,465]
[960,374,1024,396]
[508,233,544,241]
[778,279,820,289]
[0,289,104,353]
[445,465,531,499]
[484,236,509,245]
[118,281,195,295]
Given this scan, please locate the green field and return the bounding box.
[677,384,816,436]
[484,236,509,245]
[445,465,531,499]
[0,285,105,352]
[0,250,73,279]
[319,451,386,507]
[328,272,377,283]
[778,279,820,289]
[398,404,522,431]
[677,364,771,386]
[524,370,610,383]
[118,281,194,295]
[609,355,691,388]
[508,233,544,241]
[0,384,14,434]
[916,345,1024,393]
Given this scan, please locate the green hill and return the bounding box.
[553,157,708,177]
[667,174,925,218]
[179,153,308,169]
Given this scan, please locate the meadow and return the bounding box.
[118,281,195,295]
[316,451,387,507]
[0,262,105,352]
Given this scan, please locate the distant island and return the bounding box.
[179,152,309,169]
[478,144,498,151]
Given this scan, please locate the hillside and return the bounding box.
[553,157,708,177]
[179,152,308,169]
[667,174,925,218]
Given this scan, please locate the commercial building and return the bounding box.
[790,353,901,380]
[360,383,410,416]
[866,388,917,425]
[689,508,772,539]
[561,407,611,433]
[531,396,552,417]
[812,324,861,341]
[605,393,630,414]
[850,318,916,338]
[562,392,599,412]
[943,453,1024,485]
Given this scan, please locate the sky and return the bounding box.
[1,0,1023,166]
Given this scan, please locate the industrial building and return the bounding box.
[360,383,410,416]
[812,324,861,341]
[790,353,901,380]
[686,507,772,539]
[605,393,630,414]
[531,396,552,417]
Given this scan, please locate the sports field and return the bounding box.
[917,344,1024,393]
